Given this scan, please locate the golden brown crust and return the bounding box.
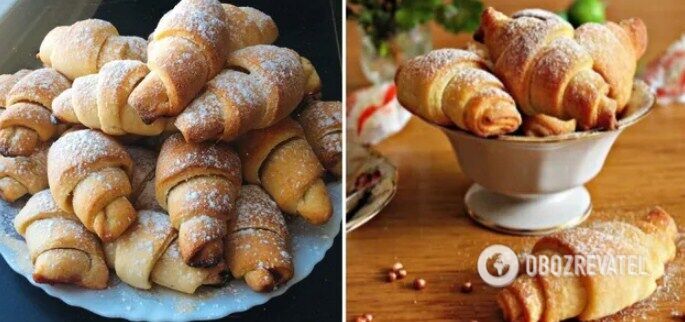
[14,190,108,289]
[476,7,646,130]
[227,45,306,126]
[6,68,71,110]
[396,48,521,137]
[300,57,322,97]
[155,133,241,267]
[499,208,677,321]
[575,19,647,114]
[174,69,263,142]
[0,68,70,156]
[295,100,342,177]
[105,210,229,293]
[0,70,31,109]
[175,45,309,142]
[47,129,135,241]
[522,114,576,137]
[52,60,168,136]
[238,118,331,225]
[0,103,54,157]
[616,18,648,59]
[0,145,48,202]
[238,117,302,184]
[128,0,230,123]
[226,185,292,292]
[222,4,278,52]
[38,19,147,80]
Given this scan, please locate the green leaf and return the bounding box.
[395,0,443,31]
[394,8,416,30]
[436,0,484,33]
[357,10,373,25]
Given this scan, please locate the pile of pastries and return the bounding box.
[1,0,342,294]
[396,8,648,138]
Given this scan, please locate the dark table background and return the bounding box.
[0,0,342,321]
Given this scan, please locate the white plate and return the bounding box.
[0,182,341,322]
[345,144,397,233]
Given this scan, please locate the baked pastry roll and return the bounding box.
[156,133,241,267]
[295,100,342,177]
[47,129,136,241]
[222,4,278,52]
[226,185,293,292]
[499,207,678,322]
[522,114,577,137]
[104,210,228,293]
[175,45,319,142]
[14,190,109,289]
[0,68,70,156]
[475,8,647,130]
[128,0,230,123]
[0,144,48,202]
[238,117,332,225]
[396,48,522,137]
[38,19,147,80]
[0,70,31,112]
[52,60,168,136]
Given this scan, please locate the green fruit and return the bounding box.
[568,0,605,26]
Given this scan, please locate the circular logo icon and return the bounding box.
[477,244,519,287]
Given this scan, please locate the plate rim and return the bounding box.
[0,182,342,322]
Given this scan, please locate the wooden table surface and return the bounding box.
[346,1,685,321]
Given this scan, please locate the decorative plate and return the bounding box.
[345,142,397,233]
[0,182,341,322]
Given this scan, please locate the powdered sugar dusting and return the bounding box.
[137,210,173,240]
[401,48,483,83]
[178,91,223,129]
[0,70,30,107]
[599,238,684,321]
[183,214,224,244]
[319,133,341,158]
[213,71,264,114]
[232,185,286,237]
[162,135,239,176]
[98,60,146,92]
[22,189,61,216]
[155,0,227,56]
[48,129,129,180]
[297,100,342,133]
[0,150,47,188]
[121,37,147,62]
[185,188,234,214]
[65,19,116,67]
[228,45,301,99]
[239,7,273,35]
[7,68,71,108]
[0,182,341,319]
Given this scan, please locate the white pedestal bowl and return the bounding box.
[440,81,655,235]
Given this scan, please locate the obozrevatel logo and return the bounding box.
[477,244,519,287]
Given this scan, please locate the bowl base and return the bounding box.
[464,184,591,235]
